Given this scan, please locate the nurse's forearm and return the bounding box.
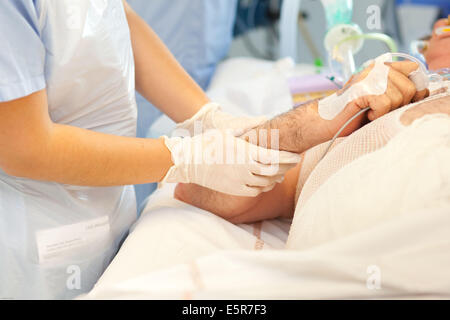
[123,2,209,122]
[7,124,174,186]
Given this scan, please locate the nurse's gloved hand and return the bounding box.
[162,130,301,197]
[176,103,267,137]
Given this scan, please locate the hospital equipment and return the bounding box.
[410,40,428,66]
[432,68,450,81]
[435,25,450,36]
[279,0,398,82]
[321,0,399,81]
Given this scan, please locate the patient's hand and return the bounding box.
[242,61,429,155]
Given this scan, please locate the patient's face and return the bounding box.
[425,18,450,70]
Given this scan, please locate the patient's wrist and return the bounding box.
[241,100,333,154]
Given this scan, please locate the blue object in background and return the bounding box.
[0,1,46,102]
[396,0,450,16]
[127,0,238,213]
[234,0,282,37]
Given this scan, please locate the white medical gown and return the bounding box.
[0,0,137,299]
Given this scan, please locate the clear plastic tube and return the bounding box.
[390,52,428,76]
[330,33,398,81]
[390,52,445,88]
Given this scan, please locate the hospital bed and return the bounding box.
[82,58,450,300]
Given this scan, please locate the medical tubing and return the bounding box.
[329,33,398,77]
[319,107,371,162]
[337,33,398,54]
[320,51,433,161]
[390,52,428,75]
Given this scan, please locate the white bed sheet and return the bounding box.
[91,184,292,289]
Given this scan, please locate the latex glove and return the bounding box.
[175,103,267,137]
[162,130,301,197]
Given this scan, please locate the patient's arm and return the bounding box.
[400,95,450,125]
[242,61,429,154]
[425,18,450,70]
[241,99,364,154]
[175,162,302,224]
[175,95,450,224]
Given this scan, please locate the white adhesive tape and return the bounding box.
[409,69,429,92]
[390,52,430,92]
[318,53,392,120]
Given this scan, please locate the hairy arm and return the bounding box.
[243,61,428,154]
[123,1,209,123]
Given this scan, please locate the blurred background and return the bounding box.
[230,0,449,65]
[128,0,450,210]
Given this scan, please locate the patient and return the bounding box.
[175,19,450,224]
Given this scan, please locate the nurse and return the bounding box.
[0,0,299,299]
[126,0,239,208]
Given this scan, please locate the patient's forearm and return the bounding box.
[245,100,366,154]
